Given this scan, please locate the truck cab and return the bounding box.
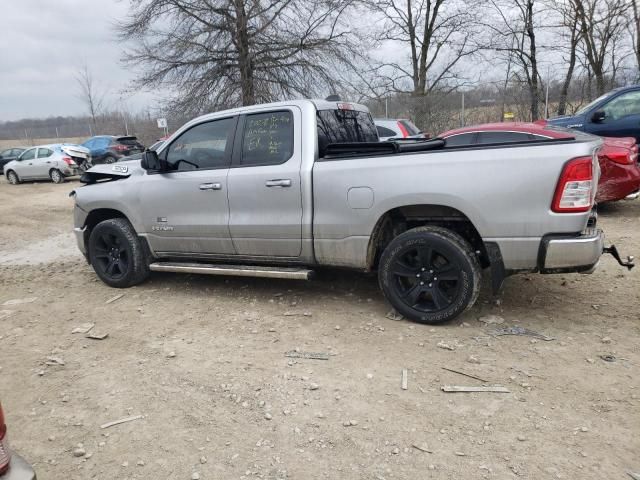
[548,85,640,143]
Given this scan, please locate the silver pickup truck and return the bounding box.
[72,99,633,324]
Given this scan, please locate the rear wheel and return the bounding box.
[378,226,481,324]
[49,169,64,184]
[104,155,117,164]
[6,170,19,185]
[88,218,150,288]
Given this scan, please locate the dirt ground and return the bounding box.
[0,178,639,480]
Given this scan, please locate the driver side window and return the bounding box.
[165,118,235,171]
[603,91,640,121]
[21,148,36,160]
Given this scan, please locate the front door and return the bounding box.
[36,147,54,178]
[588,90,640,143]
[138,116,238,256]
[227,108,303,257]
[14,147,37,179]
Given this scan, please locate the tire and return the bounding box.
[6,170,19,185]
[88,218,150,288]
[104,155,116,164]
[50,169,64,184]
[378,226,481,324]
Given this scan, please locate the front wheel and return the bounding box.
[88,218,150,288]
[6,170,19,185]
[378,226,481,324]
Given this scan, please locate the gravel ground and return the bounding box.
[1,179,639,480]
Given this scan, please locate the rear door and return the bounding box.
[227,108,303,257]
[35,147,54,178]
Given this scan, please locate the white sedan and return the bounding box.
[3,143,90,184]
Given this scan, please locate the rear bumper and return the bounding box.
[540,229,604,273]
[3,453,37,480]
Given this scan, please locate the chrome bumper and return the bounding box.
[541,229,604,272]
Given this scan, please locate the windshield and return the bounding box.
[575,92,613,116]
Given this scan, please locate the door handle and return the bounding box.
[199,182,222,191]
[265,179,292,187]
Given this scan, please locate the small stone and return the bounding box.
[478,314,504,325]
[350,419,358,426]
[137,460,145,466]
[264,413,273,420]
[73,447,86,457]
[48,436,56,442]
[467,355,481,364]
[455,451,466,456]
[191,473,201,480]
[334,325,341,330]
[437,341,455,351]
[84,452,93,459]
[122,461,129,467]
[200,456,207,464]
[309,383,319,390]
[167,351,176,358]
[601,337,612,344]
[517,435,526,441]
[391,447,400,454]
[580,426,589,432]
[366,373,374,379]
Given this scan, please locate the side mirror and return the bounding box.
[591,110,606,123]
[141,150,164,171]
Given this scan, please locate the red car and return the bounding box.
[439,122,640,202]
[0,403,36,480]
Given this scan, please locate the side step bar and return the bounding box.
[149,262,315,280]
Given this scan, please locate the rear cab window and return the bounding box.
[316,108,378,157]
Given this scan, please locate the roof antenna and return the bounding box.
[325,95,341,101]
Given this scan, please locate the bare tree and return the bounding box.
[548,0,582,115]
[363,0,481,97]
[483,0,543,121]
[117,0,362,114]
[629,0,640,80]
[75,64,105,132]
[572,0,629,96]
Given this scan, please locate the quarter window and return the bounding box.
[445,133,476,147]
[241,111,294,166]
[477,131,534,144]
[165,118,234,170]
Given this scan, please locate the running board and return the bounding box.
[149,262,314,280]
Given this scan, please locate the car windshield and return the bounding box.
[574,92,613,116]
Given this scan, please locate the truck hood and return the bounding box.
[546,115,585,129]
[80,159,142,184]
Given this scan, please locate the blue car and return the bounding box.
[81,135,145,164]
[547,85,640,143]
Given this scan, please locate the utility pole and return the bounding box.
[544,65,551,119]
[460,91,465,127]
[385,97,388,118]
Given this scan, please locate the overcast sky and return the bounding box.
[0,0,156,121]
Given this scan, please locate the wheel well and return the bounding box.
[366,205,489,270]
[83,209,127,255]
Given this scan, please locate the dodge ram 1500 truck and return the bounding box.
[71,99,634,324]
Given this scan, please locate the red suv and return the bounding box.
[0,403,36,480]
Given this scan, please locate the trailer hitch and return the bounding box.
[603,245,635,270]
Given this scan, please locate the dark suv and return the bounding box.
[0,148,25,173]
[81,136,145,164]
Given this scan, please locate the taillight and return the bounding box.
[397,122,410,138]
[604,147,635,165]
[552,156,594,213]
[0,403,10,475]
[62,156,76,166]
[113,144,128,152]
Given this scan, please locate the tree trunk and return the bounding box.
[526,0,539,120]
[557,16,579,116]
[234,0,255,105]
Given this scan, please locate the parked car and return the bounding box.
[81,135,145,164]
[439,122,640,202]
[122,140,164,162]
[3,144,87,184]
[0,148,25,174]
[71,99,633,325]
[0,402,37,479]
[547,85,640,143]
[375,118,427,141]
